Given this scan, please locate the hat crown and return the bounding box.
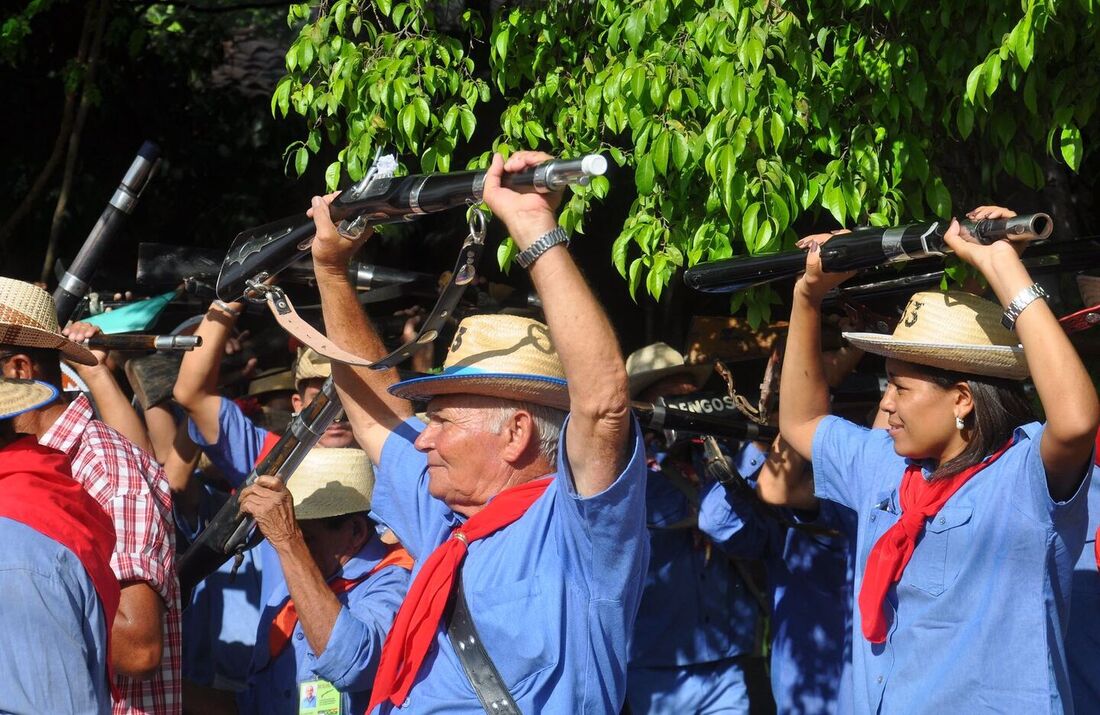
[0,278,62,333]
[290,448,375,520]
[893,291,1017,348]
[626,342,688,377]
[294,346,332,383]
[442,314,565,380]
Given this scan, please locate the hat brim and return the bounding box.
[628,363,713,398]
[0,323,98,366]
[0,379,59,419]
[389,372,570,411]
[843,332,1029,380]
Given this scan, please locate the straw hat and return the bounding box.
[389,314,569,410]
[0,278,96,365]
[288,448,375,521]
[294,347,331,385]
[842,290,1028,380]
[626,342,713,398]
[1078,275,1100,307]
[248,368,295,398]
[0,378,59,419]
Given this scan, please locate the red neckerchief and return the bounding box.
[0,436,121,694]
[268,545,414,658]
[367,477,553,712]
[859,439,1013,643]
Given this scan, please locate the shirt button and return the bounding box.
[870,514,877,522]
[877,675,884,684]
[296,632,304,640]
[939,517,946,524]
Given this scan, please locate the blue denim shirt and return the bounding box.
[369,416,649,714]
[1066,462,1100,714]
[239,537,410,715]
[697,444,855,715]
[0,518,111,715]
[813,416,1091,713]
[628,441,761,669]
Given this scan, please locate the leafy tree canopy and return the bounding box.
[285,0,1093,323]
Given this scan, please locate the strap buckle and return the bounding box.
[455,208,487,287]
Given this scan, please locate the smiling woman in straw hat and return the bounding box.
[773,205,1099,714]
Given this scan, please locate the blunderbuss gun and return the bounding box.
[177,376,342,605]
[54,142,161,323]
[216,155,609,302]
[633,400,779,443]
[84,334,201,352]
[684,213,1054,293]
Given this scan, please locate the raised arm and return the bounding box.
[310,202,412,465]
[62,322,154,455]
[754,435,817,510]
[778,234,857,461]
[944,207,1099,500]
[482,152,631,497]
[171,302,242,444]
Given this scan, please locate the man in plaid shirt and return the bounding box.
[0,278,181,714]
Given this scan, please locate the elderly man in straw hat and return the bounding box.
[622,342,766,714]
[234,447,412,715]
[0,377,117,715]
[0,277,181,714]
[308,150,648,714]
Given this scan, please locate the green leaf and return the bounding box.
[494,26,510,63]
[413,97,430,126]
[965,63,983,103]
[1060,124,1083,171]
[294,147,309,177]
[635,155,656,194]
[324,161,341,191]
[652,132,670,176]
[924,177,951,218]
[496,238,517,273]
[769,112,785,149]
[741,202,761,250]
[459,107,476,142]
[956,104,974,139]
[400,104,417,139]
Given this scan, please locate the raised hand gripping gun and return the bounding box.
[176,376,342,604]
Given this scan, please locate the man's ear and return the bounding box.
[291,392,303,413]
[2,353,35,380]
[348,514,373,553]
[500,409,538,464]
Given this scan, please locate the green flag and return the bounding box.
[83,291,176,334]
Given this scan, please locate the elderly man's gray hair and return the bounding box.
[481,397,567,468]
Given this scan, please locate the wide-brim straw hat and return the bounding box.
[626,342,713,398]
[843,290,1028,380]
[294,346,332,385]
[1078,275,1100,307]
[0,278,97,365]
[248,368,296,397]
[0,378,59,419]
[389,314,569,411]
[289,448,375,521]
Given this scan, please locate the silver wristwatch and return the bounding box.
[515,227,570,269]
[1001,283,1049,330]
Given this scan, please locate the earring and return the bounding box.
[955,415,965,431]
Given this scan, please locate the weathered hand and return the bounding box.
[309,192,374,274]
[238,476,301,548]
[481,151,562,250]
[793,230,857,302]
[62,321,106,367]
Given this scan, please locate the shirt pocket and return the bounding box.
[907,505,974,597]
[466,577,555,693]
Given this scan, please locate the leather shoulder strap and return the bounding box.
[445,572,521,715]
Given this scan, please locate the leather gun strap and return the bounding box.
[264,239,483,369]
[445,572,521,715]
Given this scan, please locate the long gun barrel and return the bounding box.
[684,213,1053,293]
[632,400,778,442]
[85,334,202,352]
[216,155,608,301]
[53,142,160,322]
[177,377,343,604]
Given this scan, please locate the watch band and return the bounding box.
[1001,283,1049,330]
[515,227,569,269]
